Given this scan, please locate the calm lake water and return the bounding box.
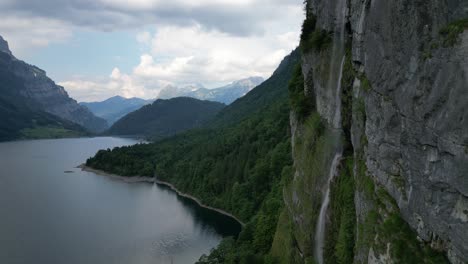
[0,137,240,264]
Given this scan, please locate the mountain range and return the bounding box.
[80,96,152,125]
[0,35,107,141]
[81,77,263,125]
[158,77,264,104]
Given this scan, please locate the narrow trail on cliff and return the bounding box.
[314,0,348,263]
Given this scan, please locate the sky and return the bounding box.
[0,0,303,102]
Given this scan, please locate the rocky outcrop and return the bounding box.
[158,77,264,105]
[0,36,108,133]
[287,0,468,263]
[0,36,12,56]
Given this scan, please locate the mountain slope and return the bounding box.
[106,97,225,140]
[158,77,264,104]
[81,96,151,125]
[86,49,299,262]
[0,54,87,141]
[0,35,108,133]
[0,100,87,141]
[210,50,298,127]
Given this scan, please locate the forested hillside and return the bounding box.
[106,97,225,140]
[86,49,299,262]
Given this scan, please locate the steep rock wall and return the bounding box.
[0,37,108,133]
[350,1,468,262]
[287,0,468,263]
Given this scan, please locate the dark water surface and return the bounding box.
[0,137,240,264]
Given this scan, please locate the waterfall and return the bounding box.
[314,55,346,264]
[314,153,342,264]
[333,56,346,129]
[314,0,347,263]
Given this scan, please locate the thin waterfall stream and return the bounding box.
[314,56,345,264]
[313,0,347,263]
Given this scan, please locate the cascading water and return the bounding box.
[314,0,347,263]
[314,56,345,264]
[333,56,346,129]
[314,152,342,264]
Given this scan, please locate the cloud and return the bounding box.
[0,0,302,36]
[142,24,299,83]
[60,22,300,101]
[60,67,168,102]
[1,0,303,101]
[0,15,72,55]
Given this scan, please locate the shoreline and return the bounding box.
[153,179,245,226]
[78,164,245,226]
[78,164,155,183]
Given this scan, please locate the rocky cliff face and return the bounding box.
[284,0,468,263]
[0,36,108,133]
[0,36,12,56]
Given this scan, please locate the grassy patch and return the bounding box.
[325,157,356,264]
[439,18,468,47]
[302,30,332,53]
[359,73,372,92]
[300,13,332,53]
[21,126,83,139]
[356,158,375,199]
[341,45,356,150]
[378,213,448,263]
[301,15,317,44]
[289,64,313,120]
[286,111,335,259]
[355,98,366,117]
[355,160,449,263]
[390,174,407,197]
[269,209,298,264]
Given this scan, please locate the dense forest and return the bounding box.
[86,49,299,262]
[106,97,225,140]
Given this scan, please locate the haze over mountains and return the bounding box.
[0,35,107,141]
[80,96,152,125]
[81,77,263,125]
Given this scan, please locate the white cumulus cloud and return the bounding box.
[61,22,300,101]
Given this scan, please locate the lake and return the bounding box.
[0,137,241,264]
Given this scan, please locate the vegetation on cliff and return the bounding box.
[440,18,468,47]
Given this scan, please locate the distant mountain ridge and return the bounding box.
[158,77,264,104]
[0,35,108,134]
[106,97,225,140]
[81,77,263,125]
[80,96,152,125]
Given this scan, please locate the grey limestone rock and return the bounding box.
[299,0,468,263]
